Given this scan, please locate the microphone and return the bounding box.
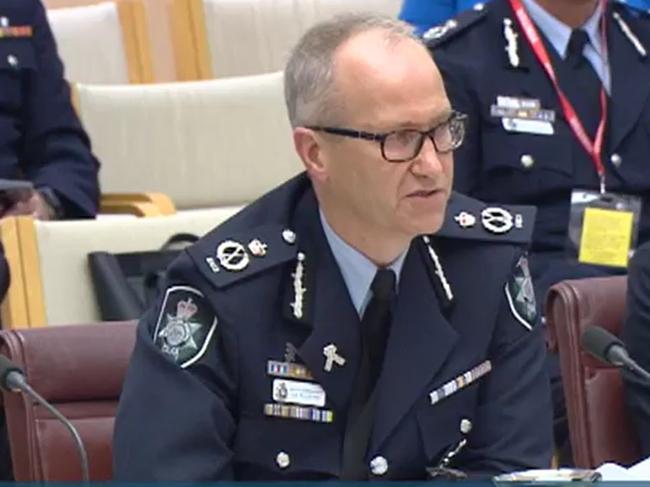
[0,355,90,482]
[581,325,650,382]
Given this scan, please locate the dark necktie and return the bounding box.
[562,29,602,137]
[341,268,396,480]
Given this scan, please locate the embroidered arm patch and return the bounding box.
[152,285,218,368]
[504,255,538,330]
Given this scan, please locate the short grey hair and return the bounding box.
[284,13,419,128]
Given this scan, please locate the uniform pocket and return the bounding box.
[0,40,36,109]
[233,415,340,479]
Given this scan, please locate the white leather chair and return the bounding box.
[75,71,301,211]
[0,209,235,328]
[47,0,153,84]
[170,0,402,80]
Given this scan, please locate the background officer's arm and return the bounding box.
[432,51,482,195]
[113,252,238,481]
[623,242,650,456]
[461,252,554,473]
[21,0,100,218]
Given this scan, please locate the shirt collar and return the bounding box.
[521,0,604,59]
[320,210,408,317]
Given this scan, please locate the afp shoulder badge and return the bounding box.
[505,254,538,330]
[152,285,218,368]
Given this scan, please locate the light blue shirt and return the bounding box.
[522,0,611,92]
[320,211,408,318]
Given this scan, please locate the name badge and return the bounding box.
[502,117,554,135]
[273,378,326,407]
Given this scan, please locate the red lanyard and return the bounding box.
[508,0,609,192]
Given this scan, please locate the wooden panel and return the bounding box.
[16,218,46,328]
[117,0,154,83]
[0,218,29,329]
[169,0,212,80]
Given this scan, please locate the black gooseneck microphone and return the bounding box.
[581,325,650,382]
[0,354,89,482]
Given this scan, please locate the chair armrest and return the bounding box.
[100,192,176,217]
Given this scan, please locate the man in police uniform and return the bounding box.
[0,0,99,219]
[428,0,650,301]
[428,0,650,462]
[113,14,552,480]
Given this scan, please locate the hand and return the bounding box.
[1,190,56,220]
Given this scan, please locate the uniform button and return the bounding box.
[610,153,622,167]
[520,154,535,169]
[6,54,18,69]
[445,19,458,29]
[276,451,290,469]
[460,418,473,434]
[0,17,8,28]
[473,2,485,10]
[282,229,296,244]
[370,455,388,476]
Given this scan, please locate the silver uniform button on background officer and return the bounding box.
[370,455,388,476]
[473,3,485,10]
[520,154,535,169]
[276,451,290,469]
[460,418,473,434]
[0,17,8,28]
[7,55,18,69]
[282,229,296,244]
[611,153,622,167]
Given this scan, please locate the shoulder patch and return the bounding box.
[187,223,299,289]
[153,285,218,368]
[504,254,538,330]
[435,192,536,244]
[424,5,488,47]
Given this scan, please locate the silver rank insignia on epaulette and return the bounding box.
[481,207,523,234]
[290,252,307,319]
[503,18,521,67]
[422,236,454,302]
[423,18,459,41]
[613,11,648,57]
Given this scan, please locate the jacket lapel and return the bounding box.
[607,8,650,152]
[370,240,459,451]
[286,191,361,412]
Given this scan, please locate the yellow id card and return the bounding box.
[578,207,634,268]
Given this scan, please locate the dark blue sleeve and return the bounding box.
[113,253,238,481]
[461,252,554,473]
[20,0,100,218]
[623,242,650,456]
[399,0,458,35]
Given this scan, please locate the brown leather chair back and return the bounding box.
[0,321,136,481]
[546,276,640,468]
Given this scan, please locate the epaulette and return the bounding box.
[187,223,299,289]
[423,4,489,48]
[435,192,536,244]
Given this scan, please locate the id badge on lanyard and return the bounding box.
[509,0,642,267]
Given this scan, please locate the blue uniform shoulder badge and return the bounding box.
[152,286,218,368]
[424,5,488,47]
[187,223,299,289]
[505,254,538,330]
[436,192,536,245]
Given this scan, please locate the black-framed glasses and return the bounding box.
[307,111,467,163]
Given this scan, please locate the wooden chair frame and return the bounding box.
[169,0,212,80]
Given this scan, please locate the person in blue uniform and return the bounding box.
[428,0,650,464]
[0,0,99,219]
[399,0,490,36]
[113,13,553,481]
[401,0,650,38]
[428,0,650,305]
[623,241,650,456]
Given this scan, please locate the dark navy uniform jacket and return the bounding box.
[0,0,99,218]
[113,173,553,481]
[429,0,650,298]
[623,240,650,456]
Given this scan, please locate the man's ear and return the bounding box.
[293,127,327,183]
